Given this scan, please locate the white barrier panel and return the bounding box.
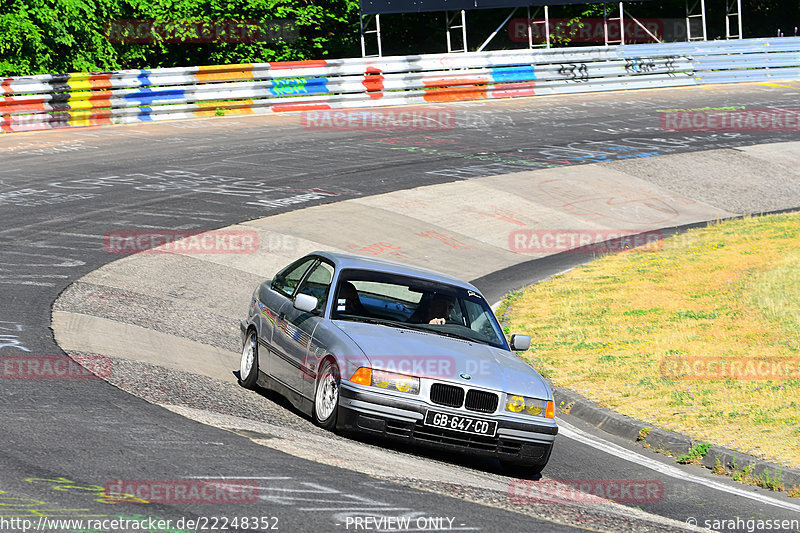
[2,37,799,132]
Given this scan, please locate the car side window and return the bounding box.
[271,258,316,298]
[296,262,335,311]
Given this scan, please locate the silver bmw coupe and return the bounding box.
[239,251,557,473]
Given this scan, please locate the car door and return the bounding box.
[264,257,317,379]
[271,260,334,397]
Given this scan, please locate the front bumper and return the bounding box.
[338,383,557,467]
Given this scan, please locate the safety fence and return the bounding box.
[2,37,799,132]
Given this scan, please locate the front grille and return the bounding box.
[385,419,413,438]
[465,389,499,413]
[430,383,464,408]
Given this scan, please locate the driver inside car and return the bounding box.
[424,294,455,325]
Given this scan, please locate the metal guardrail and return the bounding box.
[2,37,799,133]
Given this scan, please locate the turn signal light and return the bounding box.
[349,367,372,386]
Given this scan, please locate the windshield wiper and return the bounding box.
[336,316,417,329]
[339,316,454,334]
[427,329,478,343]
[336,316,387,325]
[402,324,481,344]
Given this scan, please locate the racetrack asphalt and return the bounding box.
[3,81,800,532]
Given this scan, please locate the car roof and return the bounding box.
[311,251,480,292]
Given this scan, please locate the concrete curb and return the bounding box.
[552,386,800,490]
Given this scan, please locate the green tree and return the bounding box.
[0,0,360,76]
[0,0,122,74]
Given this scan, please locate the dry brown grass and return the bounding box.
[502,213,800,468]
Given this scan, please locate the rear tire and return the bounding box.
[313,359,340,430]
[239,330,259,389]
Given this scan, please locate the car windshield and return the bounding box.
[330,268,508,349]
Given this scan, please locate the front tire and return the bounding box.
[239,330,259,389]
[313,359,340,430]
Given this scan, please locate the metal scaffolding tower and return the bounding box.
[476,6,550,52]
[360,14,383,57]
[686,0,708,41]
[726,0,743,39]
[357,0,728,57]
[445,10,468,53]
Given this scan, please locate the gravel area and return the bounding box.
[97,355,329,433]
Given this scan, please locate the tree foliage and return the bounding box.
[0,0,360,75]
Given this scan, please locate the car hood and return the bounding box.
[332,320,551,400]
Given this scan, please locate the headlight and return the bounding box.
[349,367,420,395]
[373,369,419,394]
[505,395,554,418]
[506,395,525,413]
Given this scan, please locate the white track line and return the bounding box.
[185,476,293,480]
[557,419,800,514]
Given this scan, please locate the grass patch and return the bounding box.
[729,464,785,491]
[748,252,800,337]
[637,427,652,447]
[676,442,710,464]
[503,213,800,468]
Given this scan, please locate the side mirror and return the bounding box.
[509,334,531,351]
[294,293,319,313]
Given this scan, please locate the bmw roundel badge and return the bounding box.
[459,373,471,380]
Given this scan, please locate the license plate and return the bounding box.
[423,410,497,437]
